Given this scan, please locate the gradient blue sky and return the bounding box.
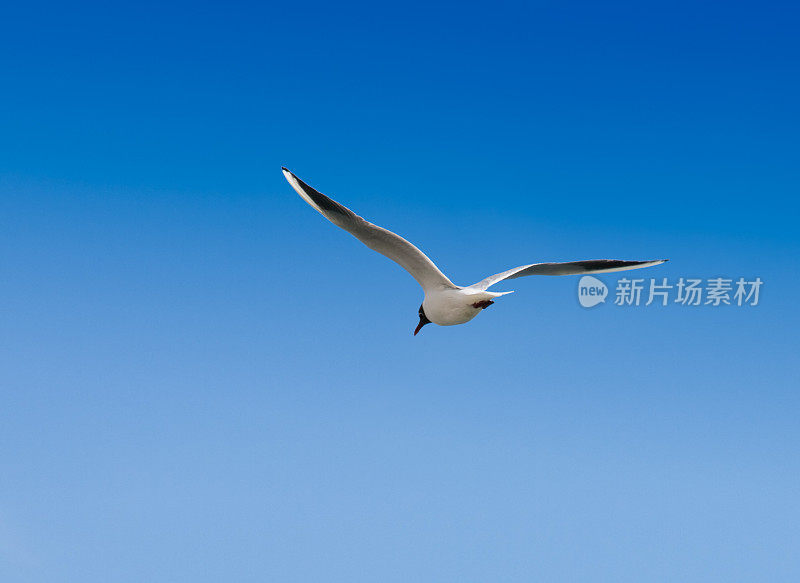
[2,1,799,581]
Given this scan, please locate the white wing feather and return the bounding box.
[470,259,668,290]
[282,168,456,292]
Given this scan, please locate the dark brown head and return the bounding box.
[414,304,431,336]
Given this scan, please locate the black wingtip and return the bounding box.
[281,166,290,173]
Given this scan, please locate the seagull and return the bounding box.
[282,167,667,335]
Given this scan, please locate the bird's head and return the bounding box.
[414,304,431,336]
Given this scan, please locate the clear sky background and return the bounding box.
[1,1,799,581]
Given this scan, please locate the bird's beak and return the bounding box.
[414,318,427,336]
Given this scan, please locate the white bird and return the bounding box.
[282,167,667,335]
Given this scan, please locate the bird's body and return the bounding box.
[422,287,507,326]
[281,167,667,335]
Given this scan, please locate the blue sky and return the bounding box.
[1,1,799,581]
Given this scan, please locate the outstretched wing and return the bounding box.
[470,259,667,290]
[282,168,456,292]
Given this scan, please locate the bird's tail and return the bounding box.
[486,290,514,298]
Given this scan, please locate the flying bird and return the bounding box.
[282,167,666,335]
